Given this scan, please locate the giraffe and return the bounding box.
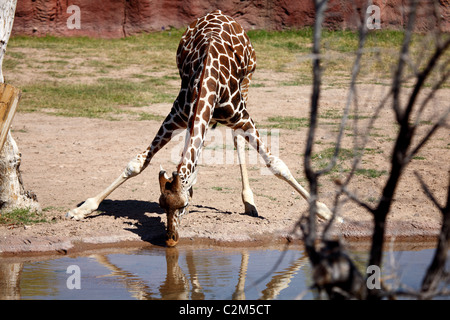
[66,10,332,247]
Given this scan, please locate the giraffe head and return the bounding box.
[159,169,189,247]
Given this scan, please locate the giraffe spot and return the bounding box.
[218,15,231,23]
[190,149,196,163]
[219,54,230,69]
[221,62,230,79]
[202,106,211,122]
[209,19,223,26]
[164,122,178,131]
[193,137,202,149]
[240,119,255,132]
[231,35,240,46]
[232,21,243,32]
[191,50,200,63]
[213,105,234,119]
[206,78,216,92]
[221,23,231,36]
[197,20,207,30]
[234,44,244,57]
[207,93,215,107]
[192,125,200,138]
[200,85,208,98]
[220,86,230,102]
[209,44,219,58]
[215,43,226,55]
[219,73,227,86]
[210,65,219,79]
[174,114,187,125]
[229,76,238,94]
[212,58,219,70]
[231,91,242,108]
[185,149,192,162]
[221,30,231,44]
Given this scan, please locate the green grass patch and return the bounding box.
[312,147,354,162]
[255,192,277,201]
[212,186,233,193]
[355,168,387,178]
[0,208,48,226]
[263,116,309,129]
[311,147,353,175]
[20,78,175,118]
[137,112,165,122]
[310,147,387,179]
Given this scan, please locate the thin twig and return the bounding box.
[340,185,375,214]
[407,108,450,161]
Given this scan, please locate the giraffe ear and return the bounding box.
[159,170,170,193]
[171,171,182,191]
[160,165,170,179]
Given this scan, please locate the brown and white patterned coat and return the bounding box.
[67,11,331,247]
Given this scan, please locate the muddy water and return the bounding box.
[0,245,444,300]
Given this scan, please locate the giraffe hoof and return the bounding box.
[244,202,259,217]
[65,210,84,220]
[65,198,99,220]
[315,201,332,220]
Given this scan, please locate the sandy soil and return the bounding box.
[0,83,448,255]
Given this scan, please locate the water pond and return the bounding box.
[0,244,446,300]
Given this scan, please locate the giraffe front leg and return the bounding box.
[66,153,147,220]
[66,197,101,220]
[233,132,258,217]
[66,110,186,220]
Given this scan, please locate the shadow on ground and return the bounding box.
[88,199,167,246]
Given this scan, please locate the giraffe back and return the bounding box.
[175,10,256,114]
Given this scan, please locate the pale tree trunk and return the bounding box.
[0,0,40,212]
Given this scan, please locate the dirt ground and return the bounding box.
[0,83,448,255]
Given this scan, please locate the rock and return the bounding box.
[12,0,449,38]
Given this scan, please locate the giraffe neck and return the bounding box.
[177,41,218,191]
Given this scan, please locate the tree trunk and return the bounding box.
[0,0,40,212]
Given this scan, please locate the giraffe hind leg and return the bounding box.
[235,119,334,221]
[233,132,258,217]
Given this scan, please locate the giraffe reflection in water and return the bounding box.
[92,248,308,300]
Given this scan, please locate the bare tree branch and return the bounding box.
[300,0,448,300]
[303,0,329,263]
[340,184,375,214]
[418,171,450,297]
[407,108,450,161]
[413,66,450,128]
[317,16,368,177]
[401,37,450,138]
[366,4,449,300]
[414,171,445,210]
[392,0,418,122]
